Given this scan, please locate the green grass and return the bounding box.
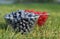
[0,3,60,39]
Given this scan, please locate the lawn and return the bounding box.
[0,3,60,39]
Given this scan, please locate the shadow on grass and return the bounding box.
[0,22,8,30]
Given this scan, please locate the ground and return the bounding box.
[0,3,60,39]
